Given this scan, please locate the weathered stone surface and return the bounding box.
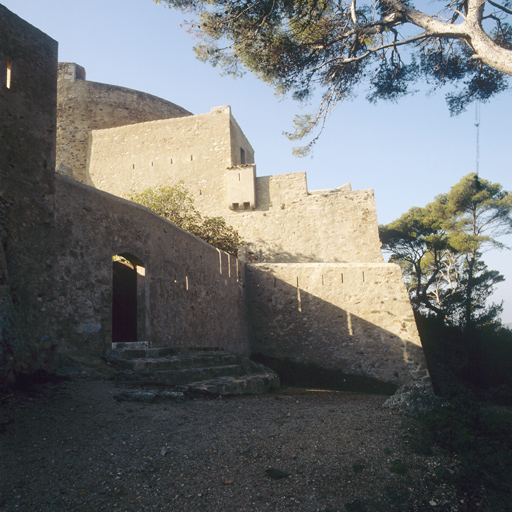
[106,348,280,395]
[0,5,58,384]
[0,6,431,390]
[246,263,430,387]
[57,62,192,183]
[52,176,251,356]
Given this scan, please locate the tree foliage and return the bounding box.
[380,173,512,329]
[155,0,512,153]
[128,184,244,256]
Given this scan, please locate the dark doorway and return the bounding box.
[112,254,145,343]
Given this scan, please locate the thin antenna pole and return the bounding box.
[475,101,480,176]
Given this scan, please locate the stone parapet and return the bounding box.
[246,262,430,387]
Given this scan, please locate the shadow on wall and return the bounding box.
[246,266,431,391]
[241,243,319,264]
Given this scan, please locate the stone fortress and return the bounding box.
[0,4,430,390]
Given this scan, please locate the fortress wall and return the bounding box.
[227,176,384,263]
[246,263,429,386]
[87,107,245,213]
[45,175,250,358]
[85,97,382,264]
[57,63,192,183]
[229,113,255,166]
[0,5,58,380]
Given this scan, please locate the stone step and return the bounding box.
[104,347,280,395]
[106,347,226,361]
[106,352,240,371]
[186,373,280,395]
[111,341,151,350]
[115,364,247,386]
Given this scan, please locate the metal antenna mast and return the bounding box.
[475,101,480,176]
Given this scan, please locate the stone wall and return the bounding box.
[0,7,250,382]
[57,63,192,183]
[87,105,255,213]
[246,263,429,386]
[0,5,58,381]
[50,176,250,357]
[229,176,384,264]
[88,115,383,264]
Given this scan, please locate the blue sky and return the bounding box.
[4,0,512,322]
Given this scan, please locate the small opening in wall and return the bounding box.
[151,162,154,167]
[6,59,12,89]
[199,190,202,195]
[186,275,189,291]
[341,273,344,284]
[238,173,241,181]
[190,155,194,161]
[243,202,250,210]
[322,275,324,286]
[132,164,135,169]
[273,278,277,288]
[362,271,365,283]
[240,148,246,165]
[170,158,173,165]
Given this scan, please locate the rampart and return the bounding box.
[1,5,430,388]
[57,63,192,183]
[52,176,250,357]
[0,5,58,380]
[247,263,428,386]
[0,6,249,383]
[87,118,382,264]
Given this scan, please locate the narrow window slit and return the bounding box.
[6,59,12,89]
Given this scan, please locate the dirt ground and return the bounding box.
[1,379,461,512]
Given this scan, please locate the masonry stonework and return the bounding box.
[0,6,249,385]
[1,5,430,389]
[57,62,192,183]
[0,5,58,380]
[247,263,428,386]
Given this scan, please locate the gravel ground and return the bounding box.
[1,379,461,512]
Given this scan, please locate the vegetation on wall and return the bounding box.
[155,0,512,153]
[128,184,244,257]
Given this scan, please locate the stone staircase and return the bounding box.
[104,343,280,396]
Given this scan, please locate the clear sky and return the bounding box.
[3,0,512,322]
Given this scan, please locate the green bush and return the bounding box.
[128,184,244,257]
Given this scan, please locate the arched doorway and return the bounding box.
[112,253,146,343]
